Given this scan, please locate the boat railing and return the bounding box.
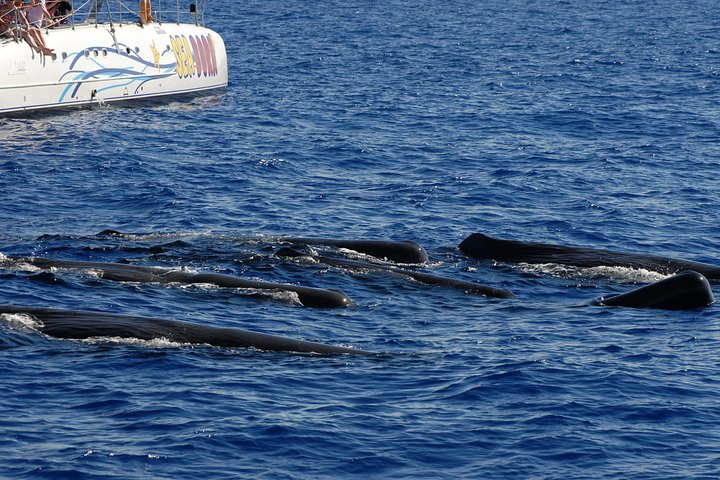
[82,0,205,27]
[1,0,204,44]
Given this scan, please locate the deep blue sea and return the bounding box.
[2,0,720,478]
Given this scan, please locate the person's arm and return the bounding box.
[17,4,31,27]
[41,1,58,26]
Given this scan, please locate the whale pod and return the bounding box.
[459,233,720,279]
[276,247,513,298]
[591,271,715,310]
[5,256,352,308]
[0,305,373,355]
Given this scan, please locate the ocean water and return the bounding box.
[2,0,720,478]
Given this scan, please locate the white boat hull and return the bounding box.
[0,21,228,113]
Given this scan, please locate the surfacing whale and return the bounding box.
[591,271,715,310]
[3,256,351,308]
[459,233,720,279]
[0,305,372,355]
[275,247,513,298]
[277,237,429,264]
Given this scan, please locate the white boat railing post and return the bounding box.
[12,5,19,43]
[86,0,102,26]
[105,0,113,27]
[104,0,121,53]
[69,0,75,29]
[193,0,202,26]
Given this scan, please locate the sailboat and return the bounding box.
[0,0,227,113]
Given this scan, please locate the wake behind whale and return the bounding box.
[459,232,720,279]
[0,306,373,355]
[2,255,352,308]
[275,247,513,298]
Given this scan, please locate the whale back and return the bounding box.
[592,271,715,310]
[459,233,720,279]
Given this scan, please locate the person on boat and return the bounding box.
[46,0,70,25]
[17,0,53,54]
[0,0,37,52]
[1,0,52,54]
[26,0,52,29]
[0,0,16,37]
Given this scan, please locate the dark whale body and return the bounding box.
[278,237,429,264]
[459,233,720,279]
[276,247,513,298]
[592,271,715,310]
[5,256,351,308]
[0,306,372,355]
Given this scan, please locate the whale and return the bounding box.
[0,305,373,355]
[591,271,715,310]
[459,233,720,279]
[3,256,352,308]
[96,230,429,264]
[275,247,514,298]
[275,237,429,264]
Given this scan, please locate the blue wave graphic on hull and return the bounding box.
[59,46,176,101]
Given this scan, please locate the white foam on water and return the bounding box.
[517,262,668,283]
[169,266,202,274]
[101,230,205,241]
[257,289,303,306]
[0,256,43,273]
[174,282,220,290]
[292,255,322,266]
[79,336,196,348]
[0,313,44,331]
[337,247,417,266]
[76,268,105,278]
[171,282,303,305]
